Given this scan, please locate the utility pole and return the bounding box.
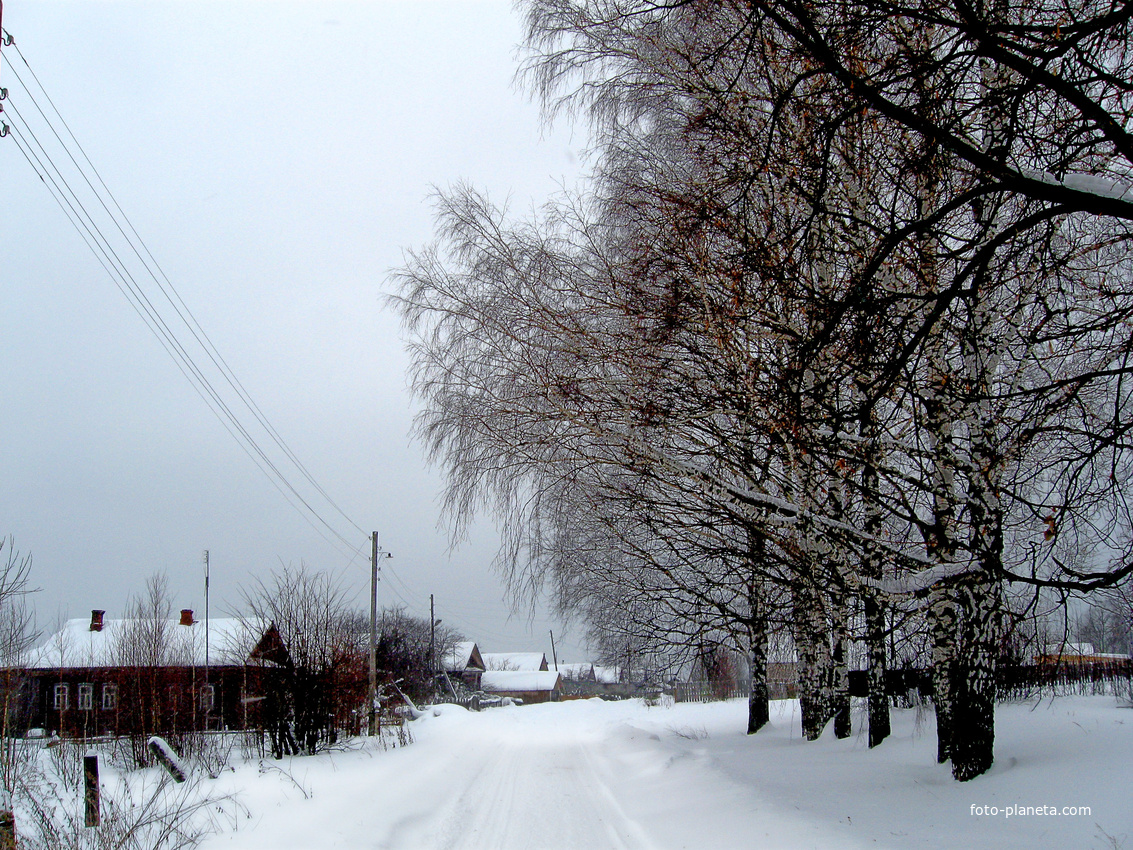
[203,550,210,680]
[368,532,379,736]
[429,593,436,686]
[549,629,559,671]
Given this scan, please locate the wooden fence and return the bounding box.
[670,661,1131,705]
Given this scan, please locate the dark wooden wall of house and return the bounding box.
[16,665,268,738]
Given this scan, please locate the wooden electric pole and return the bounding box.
[368,532,379,736]
[203,550,210,686]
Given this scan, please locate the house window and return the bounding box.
[102,683,118,710]
[78,683,94,711]
[200,684,215,712]
[53,683,69,710]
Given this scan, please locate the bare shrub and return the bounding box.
[14,738,236,850]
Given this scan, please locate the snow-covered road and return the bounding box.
[199,696,1132,849]
[381,728,654,849]
[202,699,853,850]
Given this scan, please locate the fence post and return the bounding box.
[84,754,100,827]
[147,736,188,783]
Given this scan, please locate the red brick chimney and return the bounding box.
[90,610,105,632]
[179,609,195,626]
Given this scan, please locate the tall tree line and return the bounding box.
[392,0,1133,781]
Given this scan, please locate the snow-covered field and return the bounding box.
[198,695,1131,849]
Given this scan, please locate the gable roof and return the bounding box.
[23,617,272,670]
[481,652,548,672]
[443,641,485,673]
[554,662,595,681]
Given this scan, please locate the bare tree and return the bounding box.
[240,564,360,757]
[0,537,35,812]
[372,606,462,704]
[392,0,1133,784]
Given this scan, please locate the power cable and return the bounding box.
[2,53,363,554]
[1,34,373,566]
[4,42,367,540]
[6,109,361,563]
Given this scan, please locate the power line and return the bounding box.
[3,44,366,539]
[1,32,372,566]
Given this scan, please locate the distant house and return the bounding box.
[443,641,486,690]
[554,662,596,682]
[481,670,563,704]
[481,652,549,672]
[555,663,641,699]
[15,609,283,738]
[1035,642,1131,666]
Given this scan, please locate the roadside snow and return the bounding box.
[197,696,1131,849]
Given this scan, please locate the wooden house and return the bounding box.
[1034,642,1131,666]
[480,670,563,704]
[554,662,596,682]
[443,641,487,690]
[14,609,283,738]
[481,652,548,672]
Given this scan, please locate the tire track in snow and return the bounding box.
[380,726,658,850]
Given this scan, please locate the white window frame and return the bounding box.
[53,683,69,711]
[77,683,94,711]
[101,683,118,710]
[200,684,215,712]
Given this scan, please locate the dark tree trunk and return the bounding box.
[747,588,770,734]
[831,591,851,740]
[864,593,890,747]
[860,403,890,747]
[746,537,770,734]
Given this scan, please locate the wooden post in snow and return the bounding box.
[148,737,188,783]
[84,754,100,827]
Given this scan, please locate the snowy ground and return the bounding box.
[197,695,1132,849]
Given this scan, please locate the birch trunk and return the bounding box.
[831,588,852,740]
[952,300,1005,780]
[929,585,959,763]
[747,535,770,734]
[792,574,834,741]
[747,604,770,734]
[951,567,1001,781]
[860,403,890,746]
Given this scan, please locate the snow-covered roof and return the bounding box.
[593,665,620,684]
[481,652,548,672]
[554,662,595,680]
[444,641,485,672]
[23,617,270,670]
[1054,642,1097,656]
[481,670,562,693]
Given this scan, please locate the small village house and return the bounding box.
[443,641,486,690]
[481,652,548,672]
[13,609,284,738]
[480,670,563,704]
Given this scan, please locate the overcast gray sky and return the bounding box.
[0,1,592,662]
